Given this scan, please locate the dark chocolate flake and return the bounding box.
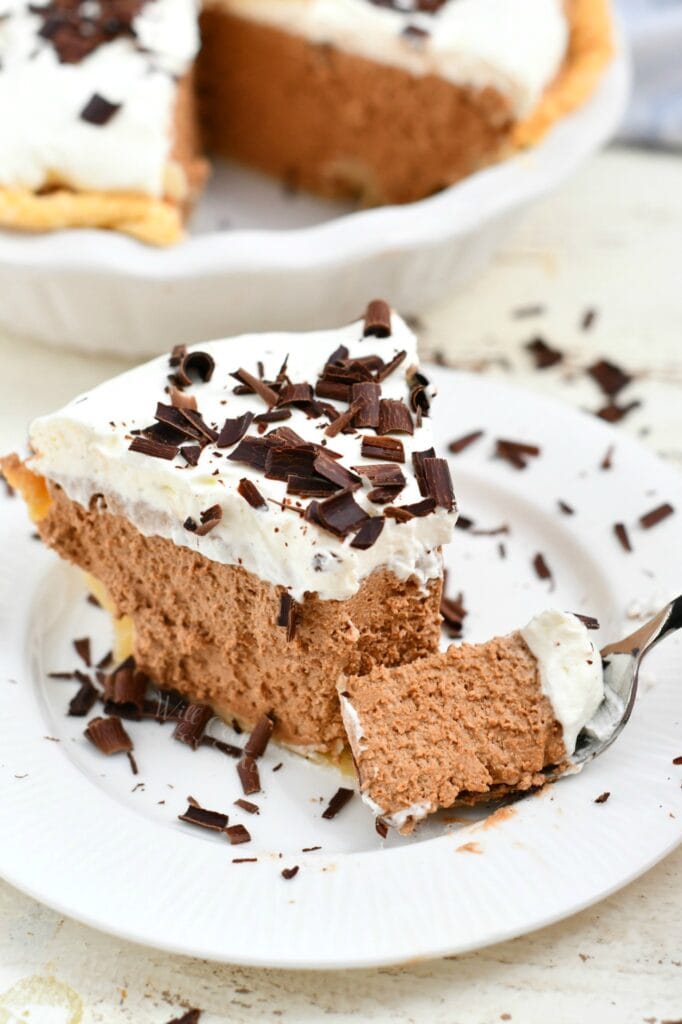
[594,791,610,804]
[495,438,540,470]
[596,400,641,423]
[448,430,483,455]
[526,337,563,369]
[80,92,120,126]
[178,350,215,386]
[193,504,222,536]
[351,382,381,428]
[421,458,455,511]
[231,368,278,407]
[277,593,298,642]
[533,552,552,582]
[558,500,574,516]
[173,703,213,749]
[324,399,362,439]
[322,787,354,819]
[68,678,98,717]
[313,451,361,491]
[589,358,630,397]
[237,478,267,509]
[378,399,414,436]
[84,716,132,755]
[360,435,405,463]
[237,755,261,795]
[245,714,275,759]
[316,489,370,538]
[639,503,674,530]
[363,299,392,337]
[217,411,254,448]
[375,349,407,383]
[129,436,178,461]
[234,798,259,814]
[614,522,632,552]
[178,803,229,833]
[227,435,272,470]
[226,824,251,845]
[281,866,300,880]
[166,1011,201,1024]
[572,613,600,630]
[180,445,201,467]
[350,517,384,549]
[73,637,91,667]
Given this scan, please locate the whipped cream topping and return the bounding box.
[521,610,605,756]
[218,0,569,117]
[29,311,457,602]
[0,0,199,195]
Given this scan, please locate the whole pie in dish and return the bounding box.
[0,0,613,244]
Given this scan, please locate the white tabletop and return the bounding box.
[0,148,680,1024]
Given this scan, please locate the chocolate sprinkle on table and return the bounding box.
[614,522,632,552]
[73,637,91,666]
[277,593,298,641]
[281,866,300,880]
[179,803,229,833]
[302,846,321,852]
[217,411,254,448]
[526,337,563,370]
[129,436,178,461]
[245,714,275,759]
[80,92,120,126]
[588,359,632,398]
[234,798,259,814]
[127,751,139,775]
[68,678,98,717]
[237,755,261,795]
[639,503,674,529]
[594,791,610,804]
[363,299,392,337]
[448,430,484,454]
[238,477,267,509]
[84,716,132,755]
[378,398,414,436]
[440,589,467,638]
[226,824,251,845]
[173,703,213,749]
[322,787,354,820]
[533,552,552,582]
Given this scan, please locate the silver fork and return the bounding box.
[547,596,682,780]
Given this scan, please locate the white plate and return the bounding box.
[1,368,680,969]
[0,44,629,356]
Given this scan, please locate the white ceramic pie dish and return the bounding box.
[0,41,628,357]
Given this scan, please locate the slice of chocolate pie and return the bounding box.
[3,301,457,754]
[339,610,604,831]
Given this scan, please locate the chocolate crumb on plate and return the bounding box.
[572,613,600,630]
[448,430,483,455]
[48,671,75,681]
[302,845,321,852]
[588,358,631,398]
[582,308,598,331]
[322,787,354,820]
[245,714,275,758]
[558,500,574,515]
[84,716,132,755]
[237,755,261,795]
[68,678,98,717]
[226,824,251,845]
[533,552,553,583]
[234,799,259,814]
[281,866,299,880]
[440,589,467,638]
[594,791,610,804]
[173,703,213,749]
[614,522,632,552]
[495,438,541,470]
[73,637,91,666]
[178,802,229,833]
[363,299,392,337]
[200,736,242,759]
[526,337,563,369]
[217,412,254,448]
[672,756,682,765]
[600,445,615,471]
[639,503,674,530]
[231,368,278,407]
[232,857,257,864]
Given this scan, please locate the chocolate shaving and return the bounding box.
[245,714,275,759]
[226,824,251,845]
[313,451,361,490]
[192,504,222,536]
[80,93,120,126]
[572,613,600,630]
[326,344,349,365]
[322,787,354,819]
[200,736,242,759]
[408,369,431,417]
[375,349,407,383]
[367,486,403,504]
[316,379,352,403]
[495,438,540,470]
[582,308,598,331]
[73,637,91,667]
[234,799,259,814]
[589,358,630,397]
[353,463,405,487]
[154,403,205,442]
[324,399,362,438]
[420,458,455,511]
[169,386,197,411]
[68,678,98,717]
[166,1011,201,1024]
[127,751,138,776]
[181,445,201,467]
[440,589,467,638]
[412,447,435,495]
[233,479,264,511]
[377,399,414,436]
[84,716,132,755]
[232,858,257,864]
[350,517,385,549]
[178,803,229,832]
[231,368,278,407]
[384,506,413,523]
[169,344,186,368]
[448,430,484,454]
[176,350,215,386]
[596,400,641,423]
[600,445,615,470]
[277,593,298,641]
[672,756,682,766]
[594,791,610,804]
[614,522,632,552]
[228,435,272,470]
[348,382,380,429]
[526,337,563,369]
[103,662,147,716]
[177,408,218,443]
[281,866,300,880]
[363,299,392,337]
[375,819,388,839]
[237,755,261,795]
[533,552,552,582]
[173,703,213,749]
[639,503,674,529]
[316,489,369,538]
[558,500,574,515]
[286,475,337,498]
[217,411,254,448]
[254,409,291,425]
[360,436,405,463]
[277,382,314,407]
[129,436,178,461]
